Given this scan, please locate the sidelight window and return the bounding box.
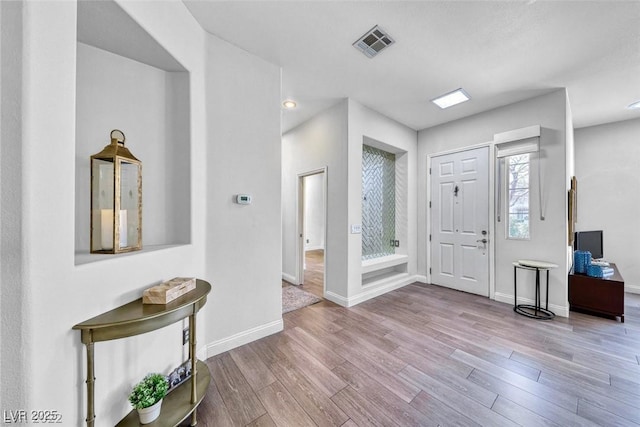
[507,154,530,239]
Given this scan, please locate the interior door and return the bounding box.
[430,146,489,296]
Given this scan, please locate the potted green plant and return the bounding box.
[128,373,169,424]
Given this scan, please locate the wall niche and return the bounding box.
[74,0,191,264]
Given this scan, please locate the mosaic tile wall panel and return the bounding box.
[362,144,396,260]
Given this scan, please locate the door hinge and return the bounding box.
[429,201,431,208]
[429,234,431,242]
[429,268,432,274]
[429,168,431,175]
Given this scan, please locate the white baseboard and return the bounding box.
[196,345,208,361]
[305,245,324,252]
[350,275,415,306]
[414,275,428,284]
[325,274,419,308]
[494,292,569,318]
[324,290,349,307]
[625,284,640,294]
[282,272,296,284]
[206,319,283,358]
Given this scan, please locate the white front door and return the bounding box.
[430,146,489,296]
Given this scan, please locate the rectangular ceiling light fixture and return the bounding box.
[353,25,394,58]
[431,88,471,109]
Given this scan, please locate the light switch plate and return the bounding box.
[351,224,362,234]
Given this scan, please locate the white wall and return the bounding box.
[304,173,325,251]
[418,90,570,316]
[347,99,418,302]
[75,42,191,252]
[282,100,349,293]
[3,0,282,424]
[282,99,418,305]
[1,0,26,412]
[204,35,283,356]
[575,118,640,292]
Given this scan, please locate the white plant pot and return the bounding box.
[137,399,163,424]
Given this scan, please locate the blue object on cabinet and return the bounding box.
[574,250,591,274]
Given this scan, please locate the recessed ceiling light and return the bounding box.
[282,100,297,109]
[431,88,471,109]
[627,100,640,110]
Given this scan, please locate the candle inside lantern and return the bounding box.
[100,209,128,250]
[119,209,128,248]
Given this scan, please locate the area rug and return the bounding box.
[282,285,322,314]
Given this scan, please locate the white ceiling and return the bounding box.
[184,1,640,133]
[78,0,186,72]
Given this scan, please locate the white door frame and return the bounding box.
[296,167,328,294]
[426,142,496,300]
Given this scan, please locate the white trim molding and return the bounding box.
[282,272,296,284]
[414,275,428,284]
[325,274,420,307]
[206,319,283,358]
[625,284,640,294]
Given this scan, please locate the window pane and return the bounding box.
[507,154,530,240]
[508,189,529,212]
[509,213,530,239]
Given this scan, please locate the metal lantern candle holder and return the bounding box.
[90,129,142,254]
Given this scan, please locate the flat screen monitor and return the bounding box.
[574,230,603,259]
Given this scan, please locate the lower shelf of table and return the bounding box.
[514,304,555,320]
[116,360,211,427]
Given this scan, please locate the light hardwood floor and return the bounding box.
[282,249,324,298]
[301,249,324,298]
[195,282,640,426]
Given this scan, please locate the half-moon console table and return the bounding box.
[73,279,211,427]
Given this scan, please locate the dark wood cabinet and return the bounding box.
[568,263,624,322]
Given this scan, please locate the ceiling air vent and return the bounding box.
[353,25,394,58]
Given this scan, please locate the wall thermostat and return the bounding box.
[236,194,252,205]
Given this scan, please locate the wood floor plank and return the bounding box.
[491,396,563,427]
[330,386,399,427]
[333,338,420,403]
[409,390,480,427]
[277,336,348,397]
[611,374,640,397]
[269,358,349,427]
[335,328,405,372]
[335,321,399,353]
[399,365,518,426]
[509,350,611,386]
[229,343,277,391]
[467,368,593,427]
[256,381,317,427]
[451,349,578,412]
[284,326,345,369]
[391,346,497,408]
[577,398,640,427]
[538,371,640,419]
[246,413,277,427]
[332,361,433,426]
[207,353,266,425]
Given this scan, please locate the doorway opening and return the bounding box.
[296,168,327,298]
